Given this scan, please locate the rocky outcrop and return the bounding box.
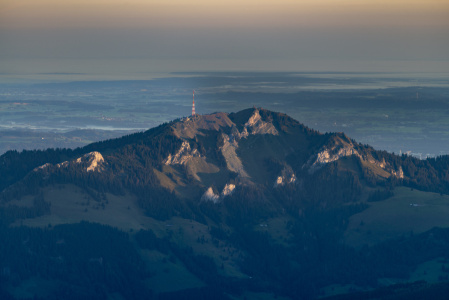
[243,109,279,136]
[307,145,361,173]
[166,109,281,181]
[274,167,296,187]
[202,183,236,203]
[392,166,404,179]
[305,138,406,179]
[164,141,201,165]
[33,163,52,172]
[221,183,236,197]
[368,158,386,169]
[56,161,69,168]
[33,151,106,173]
[201,187,220,203]
[77,151,106,172]
[220,133,250,178]
[218,109,280,179]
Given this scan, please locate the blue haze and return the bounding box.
[0,71,448,157]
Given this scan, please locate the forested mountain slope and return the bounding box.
[1,108,449,300]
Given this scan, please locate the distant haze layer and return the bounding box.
[1,0,448,75]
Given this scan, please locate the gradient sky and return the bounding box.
[1,0,448,75]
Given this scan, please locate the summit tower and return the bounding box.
[192,90,196,116]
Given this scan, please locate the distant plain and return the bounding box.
[1,72,448,157]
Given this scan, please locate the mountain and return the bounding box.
[1,108,449,300]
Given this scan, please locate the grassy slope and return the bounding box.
[344,187,449,248]
[7,184,247,293]
[11,184,160,232]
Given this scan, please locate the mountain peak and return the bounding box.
[2,107,449,300]
[170,107,280,140]
[77,151,106,173]
[4,107,447,207]
[242,108,279,136]
[171,112,233,139]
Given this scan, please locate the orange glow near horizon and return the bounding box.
[2,0,448,30]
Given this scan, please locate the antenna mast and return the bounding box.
[192,90,196,116]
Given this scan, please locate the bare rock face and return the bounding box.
[56,161,69,168]
[218,109,280,179]
[220,133,250,178]
[307,145,361,173]
[304,135,406,179]
[392,166,404,179]
[201,187,220,203]
[34,151,106,173]
[33,163,52,172]
[165,109,281,182]
[274,167,296,187]
[243,109,279,136]
[202,183,236,203]
[221,183,236,197]
[164,141,201,166]
[164,141,217,182]
[76,151,106,172]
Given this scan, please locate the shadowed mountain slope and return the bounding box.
[1,108,449,300]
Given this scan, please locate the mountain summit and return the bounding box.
[1,108,449,299]
[12,109,394,198]
[2,107,448,212]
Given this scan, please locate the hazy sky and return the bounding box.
[1,0,448,76]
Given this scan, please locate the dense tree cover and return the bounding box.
[150,200,449,300]
[371,151,449,195]
[323,280,449,300]
[222,205,368,298]
[305,163,363,205]
[367,188,394,202]
[209,210,449,299]
[158,286,232,300]
[0,121,180,195]
[0,222,152,299]
[135,228,242,299]
[136,186,187,221]
[1,109,449,299]
[223,185,277,226]
[0,148,76,193]
[0,121,184,209]
[3,212,449,299]
[0,193,51,226]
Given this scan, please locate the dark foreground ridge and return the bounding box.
[1,108,449,299]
